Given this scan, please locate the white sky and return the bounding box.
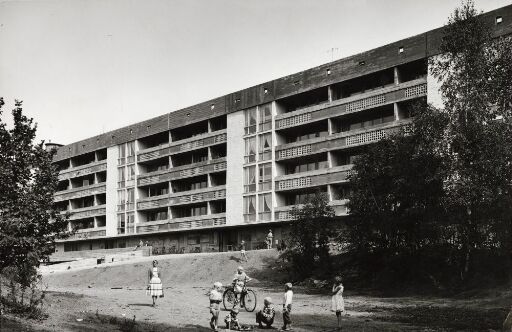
[0,0,510,145]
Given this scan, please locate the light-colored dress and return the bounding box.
[331,284,344,312]
[147,267,163,296]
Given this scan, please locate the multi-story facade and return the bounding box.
[52,5,512,254]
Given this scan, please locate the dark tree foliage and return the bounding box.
[282,191,336,279]
[0,98,69,274]
[345,0,512,290]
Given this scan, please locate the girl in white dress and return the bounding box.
[331,276,344,330]
[147,260,163,306]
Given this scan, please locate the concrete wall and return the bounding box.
[225,110,245,225]
[106,146,118,236]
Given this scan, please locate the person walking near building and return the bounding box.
[281,283,293,331]
[256,297,275,328]
[146,260,163,307]
[331,276,345,330]
[266,230,273,249]
[239,240,248,262]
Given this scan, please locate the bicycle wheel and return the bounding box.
[242,289,257,312]
[223,288,236,311]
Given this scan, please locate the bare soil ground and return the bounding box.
[2,250,510,331]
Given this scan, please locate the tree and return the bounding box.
[345,0,512,289]
[430,0,512,281]
[0,98,69,283]
[282,191,336,279]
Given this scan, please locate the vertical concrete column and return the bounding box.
[208,146,212,161]
[394,67,400,85]
[207,201,212,215]
[327,85,334,102]
[394,103,400,121]
[207,119,212,133]
[207,174,212,188]
[327,151,334,169]
[327,184,334,202]
[328,118,335,135]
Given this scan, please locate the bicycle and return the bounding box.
[222,284,257,312]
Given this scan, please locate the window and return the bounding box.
[126,165,135,181]
[117,190,126,211]
[285,159,328,175]
[258,193,272,221]
[258,103,272,131]
[398,46,404,54]
[117,214,125,234]
[244,108,257,134]
[127,141,135,163]
[258,163,272,191]
[496,16,503,24]
[118,144,126,165]
[126,188,135,210]
[126,212,135,234]
[258,133,272,161]
[191,205,207,216]
[148,210,168,221]
[244,137,256,163]
[190,180,207,191]
[244,166,256,193]
[118,167,125,183]
[244,195,256,221]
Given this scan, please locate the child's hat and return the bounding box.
[237,266,244,271]
[213,281,222,288]
[264,297,272,304]
[285,282,293,289]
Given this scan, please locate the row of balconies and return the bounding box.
[137,130,227,163]
[137,186,226,210]
[274,78,426,130]
[135,213,227,234]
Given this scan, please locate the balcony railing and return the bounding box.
[67,227,107,240]
[275,121,410,161]
[137,158,227,186]
[136,213,226,234]
[274,165,352,191]
[54,183,106,202]
[274,200,348,220]
[275,78,427,130]
[169,186,226,206]
[58,160,107,181]
[137,130,227,162]
[65,205,107,220]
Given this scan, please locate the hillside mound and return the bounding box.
[44,250,280,290]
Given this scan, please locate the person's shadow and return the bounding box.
[127,303,154,307]
[229,255,242,263]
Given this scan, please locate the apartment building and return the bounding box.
[51,5,512,255]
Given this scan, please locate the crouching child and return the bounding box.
[256,297,275,328]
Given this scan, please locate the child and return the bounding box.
[240,240,248,262]
[208,282,223,331]
[256,296,275,328]
[225,307,241,330]
[233,266,251,304]
[331,276,345,330]
[281,283,293,331]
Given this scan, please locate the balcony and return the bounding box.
[275,165,352,192]
[137,195,170,210]
[275,121,410,161]
[67,227,107,240]
[65,205,107,220]
[275,78,426,130]
[58,160,107,181]
[54,183,106,202]
[169,186,226,206]
[274,200,348,221]
[136,213,226,234]
[137,130,227,163]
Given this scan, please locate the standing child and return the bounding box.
[208,282,223,331]
[281,283,293,331]
[331,276,345,330]
[240,240,248,262]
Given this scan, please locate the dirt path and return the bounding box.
[6,251,508,331]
